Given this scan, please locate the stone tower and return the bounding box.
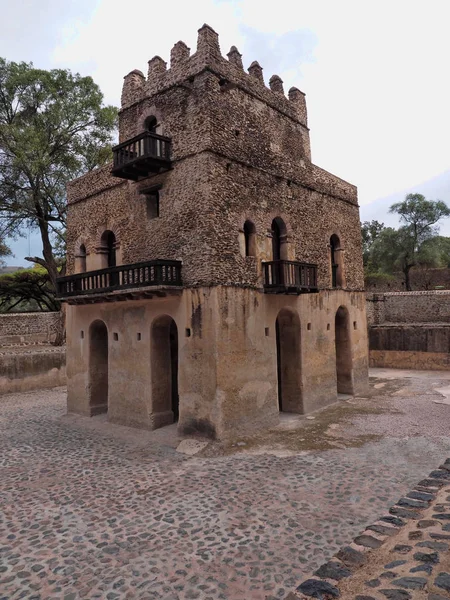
[59,24,368,438]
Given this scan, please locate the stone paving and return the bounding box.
[0,370,450,599]
[293,459,450,600]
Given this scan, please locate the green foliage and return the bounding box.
[0,57,117,287]
[0,237,11,266]
[363,194,450,290]
[0,268,59,312]
[361,220,385,267]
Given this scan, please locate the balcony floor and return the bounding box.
[62,285,183,306]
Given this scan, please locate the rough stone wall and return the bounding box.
[366,291,450,324]
[66,288,368,437]
[366,291,450,370]
[0,312,62,345]
[66,24,363,291]
[365,267,450,292]
[0,347,66,394]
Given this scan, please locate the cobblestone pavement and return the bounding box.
[1,370,450,600]
[294,460,450,600]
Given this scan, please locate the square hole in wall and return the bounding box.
[137,333,141,341]
[113,333,119,341]
[307,323,311,331]
[353,321,357,330]
[185,328,191,338]
[265,327,269,337]
[80,330,84,339]
[327,324,330,331]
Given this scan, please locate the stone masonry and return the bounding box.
[62,24,368,438]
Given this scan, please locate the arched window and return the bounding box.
[243,220,256,257]
[75,243,87,274]
[330,234,343,287]
[100,231,116,268]
[271,217,288,261]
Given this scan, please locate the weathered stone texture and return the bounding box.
[366,291,450,370]
[64,24,368,436]
[0,312,62,345]
[367,291,450,325]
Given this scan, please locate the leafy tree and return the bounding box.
[361,220,385,267]
[0,237,11,266]
[0,58,117,291]
[387,194,450,289]
[0,268,59,312]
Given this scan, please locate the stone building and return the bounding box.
[58,24,368,439]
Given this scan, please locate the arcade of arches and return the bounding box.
[83,306,355,424]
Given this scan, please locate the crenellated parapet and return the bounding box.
[119,23,309,128]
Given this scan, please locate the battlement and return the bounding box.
[121,24,308,127]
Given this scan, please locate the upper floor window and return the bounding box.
[75,243,87,274]
[271,217,288,261]
[146,191,160,219]
[145,116,161,135]
[100,230,117,268]
[330,234,343,287]
[243,220,256,257]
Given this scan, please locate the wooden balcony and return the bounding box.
[57,260,182,304]
[112,131,171,181]
[263,260,318,294]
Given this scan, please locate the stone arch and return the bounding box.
[74,240,88,274]
[275,308,303,413]
[330,233,344,287]
[137,107,163,135]
[88,320,109,415]
[95,229,121,273]
[151,315,179,428]
[243,220,257,257]
[271,217,288,261]
[335,306,354,394]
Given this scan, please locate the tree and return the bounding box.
[366,195,450,290]
[0,268,59,312]
[387,194,450,289]
[0,58,117,291]
[0,237,11,266]
[361,220,385,267]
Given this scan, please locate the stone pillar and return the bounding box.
[269,74,284,95]
[170,41,190,68]
[227,45,243,69]
[248,61,264,84]
[121,70,145,108]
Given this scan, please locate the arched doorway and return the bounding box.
[335,306,353,394]
[88,320,109,415]
[151,315,179,426]
[275,309,303,413]
[271,217,288,261]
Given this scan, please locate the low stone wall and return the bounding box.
[0,347,66,394]
[367,291,450,326]
[288,460,450,599]
[0,312,62,345]
[366,293,450,370]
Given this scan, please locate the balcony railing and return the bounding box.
[263,260,318,294]
[112,131,171,181]
[57,260,182,300]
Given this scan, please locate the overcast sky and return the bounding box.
[2,0,450,263]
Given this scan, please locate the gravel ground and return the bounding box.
[1,369,450,600]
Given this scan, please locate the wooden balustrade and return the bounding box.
[57,260,182,299]
[112,131,171,181]
[263,260,318,294]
